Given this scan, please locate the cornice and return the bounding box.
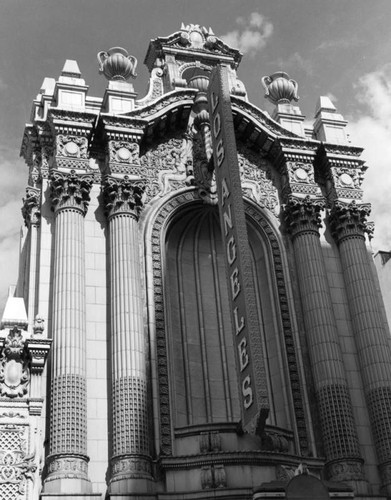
[48,108,98,137]
[231,96,301,139]
[126,88,196,120]
[158,450,325,471]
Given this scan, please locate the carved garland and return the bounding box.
[150,190,309,456]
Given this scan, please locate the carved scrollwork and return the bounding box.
[49,170,93,215]
[283,195,325,238]
[102,175,145,219]
[21,187,41,227]
[329,200,373,243]
[0,328,29,399]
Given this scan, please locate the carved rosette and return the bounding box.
[21,187,41,227]
[102,176,145,220]
[283,195,325,238]
[49,170,93,215]
[329,200,373,243]
[0,328,29,399]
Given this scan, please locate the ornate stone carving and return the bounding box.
[139,135,193,202]
[21,187,40,227]
[98,47,137,81]
[201,464,226,489]
[0,423,36,500]
[261,430,289,452]
[45,454,89,483]
[25,338,51,376]
[110,456,151,482]
[283,195,325,238]
[56,135,88,159]
[49,170,93,215]
[108,140,140,167]
[329,200,373,243]
[32,315,44,336]
[326,459,365,482]
[0,328,29,399]
[102,176,145,219]
[262,72,299,105]
[237,147,279,214]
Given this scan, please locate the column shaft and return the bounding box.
[336,228,391,493]
[104,177,151,493]
[285,197,364,485]
[44,170,93,494]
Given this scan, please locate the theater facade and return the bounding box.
[1,23,391,500]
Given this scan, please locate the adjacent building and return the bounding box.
[0,23,390,500]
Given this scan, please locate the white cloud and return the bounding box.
[271,52,313,77]
[348,64,391,251]
[221,12,273,57]
[316,37,360,51]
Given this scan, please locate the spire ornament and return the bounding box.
[98,47,137,81]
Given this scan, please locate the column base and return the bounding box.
[43,453,93,494]
[326,458,370,495]
[109,455,154,495]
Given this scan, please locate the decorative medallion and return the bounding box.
[63,141,79,156]
[0,328,29,399]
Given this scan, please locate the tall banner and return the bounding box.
[207,65,269,434]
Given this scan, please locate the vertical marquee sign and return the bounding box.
[207,65,269,435]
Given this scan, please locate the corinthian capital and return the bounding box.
[50,170,93,215]
[329,200,373,243]
[102,175,145,219]
[22,187,41,227]
[283,195,325,238]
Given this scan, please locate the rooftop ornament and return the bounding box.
[261,71,299,105]
[97,47,137,81]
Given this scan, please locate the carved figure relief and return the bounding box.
[0,328,29,399]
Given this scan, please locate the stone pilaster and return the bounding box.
[330,200,391,495]
[22,187,41,333]
[283,195,366,486]
[43,169,93,494]
[103,175,152,493]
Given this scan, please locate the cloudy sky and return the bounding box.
[0,0,390,306]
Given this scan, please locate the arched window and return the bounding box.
[164,202,291,430]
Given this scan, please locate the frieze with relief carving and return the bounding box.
[0,328,29,399]
[56,135,88,159]
[237,145,279,214]
[138,135,193,202]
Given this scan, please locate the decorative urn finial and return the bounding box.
[97,47,137,81]
[261,71,299,104]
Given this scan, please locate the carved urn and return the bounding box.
[261,71,299,104]
[97,47,137,81]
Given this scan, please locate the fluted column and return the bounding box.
[103,175,152,493]
[44,170,93,493]
[330,200,391,494]
[283,195,366,485]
